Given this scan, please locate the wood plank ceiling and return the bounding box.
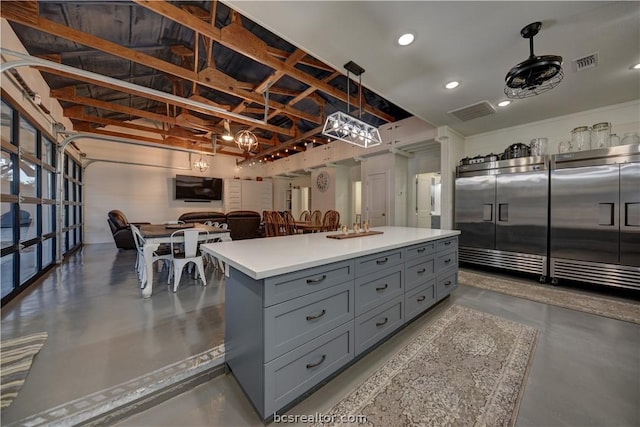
[2,0,410,162]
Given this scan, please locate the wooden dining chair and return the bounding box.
[263,211,285,237]
[321,210,341,232]
[310,210,322,227]
[169,228,209,292]
[299,210,311,221]
[282,211,299,235]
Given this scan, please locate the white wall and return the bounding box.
[464,100,640,157]
[82,136,252,244]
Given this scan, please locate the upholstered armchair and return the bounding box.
[226,210,262,240]
[178,211,227,225]
[107,210,149,250]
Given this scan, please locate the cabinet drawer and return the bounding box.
[405,257,435,292]
[264,281,354,362]
[436,271,458,299]
[264,260,354,306]
[355,249,403,277]
[405,280,436,322]
[435,250,457,274]
[404,242,435,261]
[355,265,403,316]
[264,321,354,416]
[354,295,404,356]
[436,237,458,253]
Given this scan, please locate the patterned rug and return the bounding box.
[1,332,48,409]
[459,269,640,325]
[313,305,537,427]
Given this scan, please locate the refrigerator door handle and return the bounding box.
[623,202,640,228]
[498,203,509,222]
[483,203,493,221]
[598,203,615,226]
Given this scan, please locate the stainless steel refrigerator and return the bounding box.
[550,144,640,290]
[455,156,549,280]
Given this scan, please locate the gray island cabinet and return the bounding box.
[201,226,460,419]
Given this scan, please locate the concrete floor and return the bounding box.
[2,244,639,426]
[118,284,640,427]
[1,244,225,425]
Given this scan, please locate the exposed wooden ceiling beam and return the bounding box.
[266,47,334,72]
[133,0,395,123]
[0,3,320,126]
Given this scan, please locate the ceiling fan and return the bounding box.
[504,22,564,99]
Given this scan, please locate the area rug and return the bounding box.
[459,269,640,325]
[312,305,537,427]
[0,332,48,409]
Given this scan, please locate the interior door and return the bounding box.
[367,172,387,227]
[454,175,496,249]
[416,173,431,228]
[620,162,640,266]
[550,165,620,264]
[496,171,548,255]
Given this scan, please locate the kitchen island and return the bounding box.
[201,226,460,419]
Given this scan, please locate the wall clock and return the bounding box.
[316,171,330,193]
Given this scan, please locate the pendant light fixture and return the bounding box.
[221,119,234,141]
[322,61,382,148]
[235,129,258,152]
[193,155,209,172]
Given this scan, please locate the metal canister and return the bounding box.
[571,126,591,151]
[591,122,611,149]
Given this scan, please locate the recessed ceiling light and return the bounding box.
[633,63,640,70]
[445,81,459,89]
[498,100,512,107]
[397,33,415,46]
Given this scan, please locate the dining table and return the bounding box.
[138,223,231,298]
[293,221,323,233]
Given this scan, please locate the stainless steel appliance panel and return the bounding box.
[620,162,640,267]
[454,175,495,250]
[496,171,548,255]
[550,165,620,264]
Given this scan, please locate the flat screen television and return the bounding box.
[175,175,223,201]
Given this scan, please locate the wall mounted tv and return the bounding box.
[175,175,223,201]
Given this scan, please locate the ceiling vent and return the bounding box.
[448,101,496,122]
[572,52,599,72]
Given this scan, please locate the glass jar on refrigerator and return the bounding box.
[529,137,548,156]
[571,126,591,151]
[591,122,611,149]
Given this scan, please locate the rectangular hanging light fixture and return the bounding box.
[322,111,382,148]
[322,61,382,148]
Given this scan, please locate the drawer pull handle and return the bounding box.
[444,241,452,246]
[306,354,326,369]
[417,296,426,302]
[306,309,326,321]
[306,274,327,284]
[376,257,389,265]
[444,281,452,286]
[375,284,388,292]
[417,268,426,274]
[376,317,389,327]
[444,259,452,264]
[417,248,426,253]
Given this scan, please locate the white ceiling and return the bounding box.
[227,1,640,137]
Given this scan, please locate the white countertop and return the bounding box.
[201,226,460,280]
